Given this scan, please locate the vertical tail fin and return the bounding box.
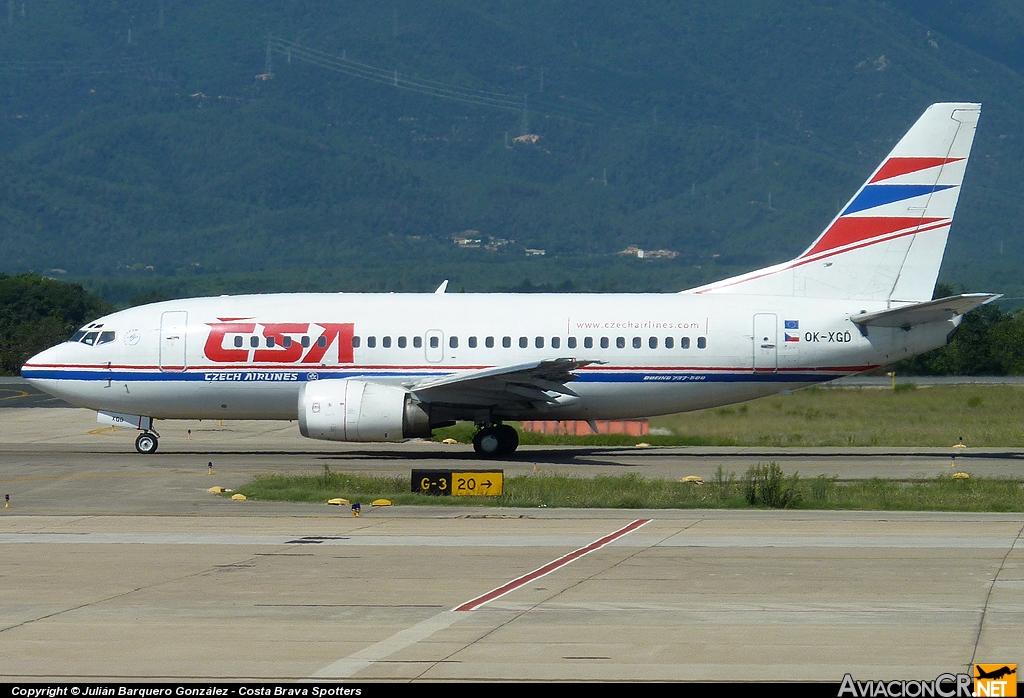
[691,103,981,301]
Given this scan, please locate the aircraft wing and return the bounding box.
[409,358,597,411]
[852,293,1000,329]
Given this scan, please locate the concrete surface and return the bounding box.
[0,407,1021,681]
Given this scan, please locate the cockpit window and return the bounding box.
[70,328,116,345]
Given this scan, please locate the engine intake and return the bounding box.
[298,379,431,442]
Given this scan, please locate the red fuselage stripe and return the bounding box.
[22,362,878,374]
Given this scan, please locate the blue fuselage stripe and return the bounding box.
[21,368,847,384]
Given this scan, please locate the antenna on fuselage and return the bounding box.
[434,280,449,294]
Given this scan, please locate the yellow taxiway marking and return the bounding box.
[0,390,31,401]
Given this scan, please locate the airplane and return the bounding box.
[975,666,1016,681]
[22,102,995,457]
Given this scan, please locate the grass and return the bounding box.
[236,385,1024,511]
[432,385,1024,447]
[235,464,1024,512]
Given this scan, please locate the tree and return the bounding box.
[0,274,111,375]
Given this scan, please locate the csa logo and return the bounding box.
[203,320,354,364]
[974,665,1017,697]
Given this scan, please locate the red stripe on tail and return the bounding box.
[804,217,943,257]
[869,157,963,183]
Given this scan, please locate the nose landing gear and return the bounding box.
[135,431,159,454]
[472,424,519,457]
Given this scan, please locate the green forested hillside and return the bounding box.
[0,273,110,374]
[0,1,1022,300]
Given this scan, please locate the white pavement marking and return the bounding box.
[311,611,463,678]
[310,518,651,678]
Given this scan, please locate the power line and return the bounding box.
[266,36,649,129]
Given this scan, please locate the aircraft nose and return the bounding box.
[21,343,64,384]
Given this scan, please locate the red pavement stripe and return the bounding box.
[453,519,651,612]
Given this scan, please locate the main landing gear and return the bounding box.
[135,431,159,454]
[472,424,519,457]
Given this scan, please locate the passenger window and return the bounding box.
[414,336,423,348]
[317,336,327,348]
[665,337,674,349]
[429,336,439,349]
[266,336,275,348]
[617,337,626,349]
[283,336,292,348]
[535,336,544,349]
[352,336,361,348]
[600,337,609,349]
[551,337,560,349]
[469,336,477,348]
[568,337,577,349]
[485,336,495,348]
[301,336,310,348]
[584,337,593,349]
[367,336,376,348]
[697,336,707,349]
[519,336,528,348]
[681,337,690,349]
[449,336,458,349]
[632,337,641,349]
[383,336,391,348]
[250,336,259,348]
[502,336,511,348]
[649,337,658,349]
[398,336,407,348]
[97,331,116,345]
[234,336,243,348]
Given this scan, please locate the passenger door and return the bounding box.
[159,311,188,372]
[752,313,778,372]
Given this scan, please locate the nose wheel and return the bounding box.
[135,431,159,454]
[473,424,519,457]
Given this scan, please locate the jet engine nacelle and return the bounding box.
[298,379,431,442]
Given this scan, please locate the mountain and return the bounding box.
[1,1,1022,301]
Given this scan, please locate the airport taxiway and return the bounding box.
[1,407,1022,681]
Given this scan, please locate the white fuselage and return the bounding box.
[22,292,955,423]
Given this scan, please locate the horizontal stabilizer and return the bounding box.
[851,293,999,329]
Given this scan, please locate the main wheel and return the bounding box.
[473,425,520,457]
[135,432,159,454]
[496,424,519,454]
[473,427,502,456]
